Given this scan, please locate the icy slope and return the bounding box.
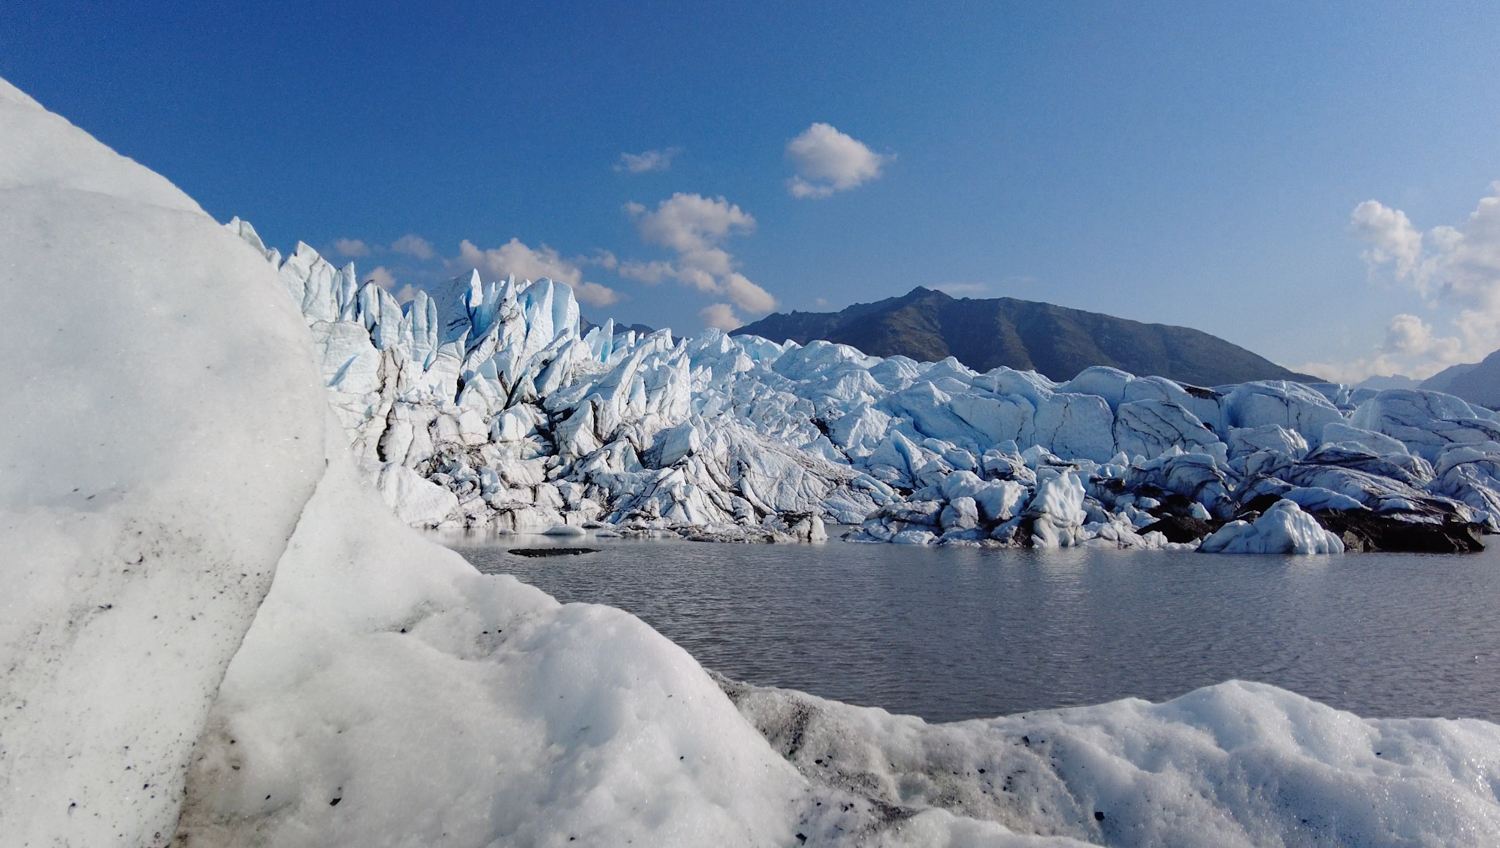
[176,424,813,848]
[727,677,1500,846]
[0,78,327,845]
[248,235,1500,553]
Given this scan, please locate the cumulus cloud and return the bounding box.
[1310,183,1500,382]
[571,281,621,307]
[452,238,620,307]
[619,193,776,315]
[628,193,755,252]
[700,303,744,331]
[391,233,435,260]
[332,238,370,257]
[365,266,397,290]
[786,123,893,199]
[615,148,680,174]
[363,266,418,304]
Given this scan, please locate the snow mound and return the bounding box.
[0,77,326,845]
[177,423,809,847]
[727,676,1500,847]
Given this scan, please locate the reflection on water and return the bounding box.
[444,531,1500,724]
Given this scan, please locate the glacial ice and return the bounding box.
[226,227,1500,552]
[1198,500,1346,554]
[14,71,1500,848]
[0,76,327,846]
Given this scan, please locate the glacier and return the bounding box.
[235,228,1499,554]
[10,72,1500,847]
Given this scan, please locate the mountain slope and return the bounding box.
[1423,350,1500,408]
[735,287,1320,385]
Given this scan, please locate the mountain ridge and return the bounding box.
[735,286,1321,385]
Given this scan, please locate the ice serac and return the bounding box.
[0,78,326,845]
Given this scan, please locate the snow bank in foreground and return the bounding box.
[0,78,327,845]
[176,426,808,847]
[727,677,1500,846]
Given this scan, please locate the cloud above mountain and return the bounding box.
[1301,183,1500,382]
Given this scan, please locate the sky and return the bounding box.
[3,0,1499,382]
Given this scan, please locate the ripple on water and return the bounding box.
[443,532,1500,724]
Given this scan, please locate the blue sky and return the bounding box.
[4,1,1499,380]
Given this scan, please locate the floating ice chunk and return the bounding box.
[1199,500,1344,554]
[891,529,938,545]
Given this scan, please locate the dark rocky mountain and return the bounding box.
[1422,350,1500,409]
[733,286,1321,385]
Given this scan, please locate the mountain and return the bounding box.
[1422,350,1500,408]
[734,287,1321,385]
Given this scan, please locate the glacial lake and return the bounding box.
[444,533,1500,725]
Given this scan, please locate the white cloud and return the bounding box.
[571,281,621,307]
[786,122,893,199]
[723,272,776,313]
[365,266,397,290]
[452,238,619,307]
[391,233,435,260]
[1350,200,1425,285]
[700,303,744,331]
[1316,183,1500,381]
[629,193,755,253]
[615,148,680,174]
[619,194,776,314]
[363,266,418,305]
[617,259,675,284]
[332,238,370,257]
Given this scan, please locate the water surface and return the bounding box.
[445,533,1500,724]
